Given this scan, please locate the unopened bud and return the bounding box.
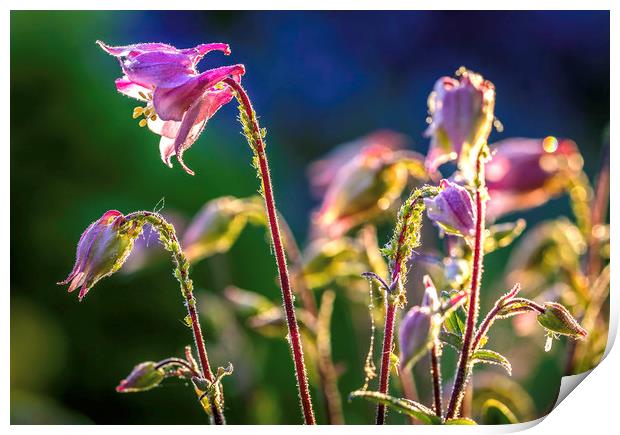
[424,180,475,238]
[537,302,587,339]
[399,306,437,368]
[116,362,165,393]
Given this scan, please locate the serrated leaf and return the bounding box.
[439,331,462,351]
[348,390,441,425]
[445,417,477,425]
[482,399,518,424]
[472,349,512,375]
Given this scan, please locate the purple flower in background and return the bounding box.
[424,179,475,238]
[307,130,408,198]
[58,210,141,301]
[425,68,495,179]
[98,41,245,175]
[486,137,583,219]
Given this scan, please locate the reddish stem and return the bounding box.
[446,158,486,419]
[376,301,397,425]
[223,78,316,425]
[430,341,443,418]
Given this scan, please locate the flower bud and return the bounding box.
[537,302,587,339]
[58,210,141,301]
[312,144,413,237]
[424,179,475,238]
[422,275,440,312]
[399,305,438,368]
[116,362,165,393]
[182,196,264,263]
[307,130,407,198]
[486,137,583,219]
[425,68,495,178]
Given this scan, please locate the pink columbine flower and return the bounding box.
[425,68,495,179]
[58,210,140,301]
[424,179,476,238]
[485,137,583,219]
[97,40,246,175]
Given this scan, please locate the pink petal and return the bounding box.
[115,77,151,101]
[97,40,178,57]
[122,51,195,88]
[172,88,235,175]
[181,43,231,65]
[153,64,245,121]
[159,136,176,168]
[148,117,181,139]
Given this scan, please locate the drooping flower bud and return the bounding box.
[424,179,475,238]
[182,196,265,263]
[116,362,165,393]
[312,144,413,237]
[399,305,436,369]
[537,302,587,339]
[307,130,408,198]
[486,137,583,219]
[425,68,495,179]
[58,210,142,301]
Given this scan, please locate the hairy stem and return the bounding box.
[125,211,225,424]
[223,78,316,425]
[376,302,397,425]
[430,341,443,418]
[376,186,436,424]
[472,298,544,351]
[446,157,486,419]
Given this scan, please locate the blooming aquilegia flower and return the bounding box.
[97,41,246,175]
[485,137,584,220]
[425,67,495,179]
[424,179,475,238]
[58,210,142,301]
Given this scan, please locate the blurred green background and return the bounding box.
[11,11,608,424]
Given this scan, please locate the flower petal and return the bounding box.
[153,64,245,121]
[181,43,231,65]
[97,40,178,57]
[115,77,151,101]
[122,51,196,88]
[148,117,181,139]
[172,87,236,175]
[159,136,176,168]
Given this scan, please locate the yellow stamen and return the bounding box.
[138,91,147,100]
[139,119,148,128]
[150,115,157,121]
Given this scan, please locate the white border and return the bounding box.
[4,1,616,432]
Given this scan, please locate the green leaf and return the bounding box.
[348,390,441,425]
[443,305,467,336]
[472,349,512,375]
[445,417,477,425]
[439,331,462,351]
[484,220,526,254]
[481,399,518,424]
